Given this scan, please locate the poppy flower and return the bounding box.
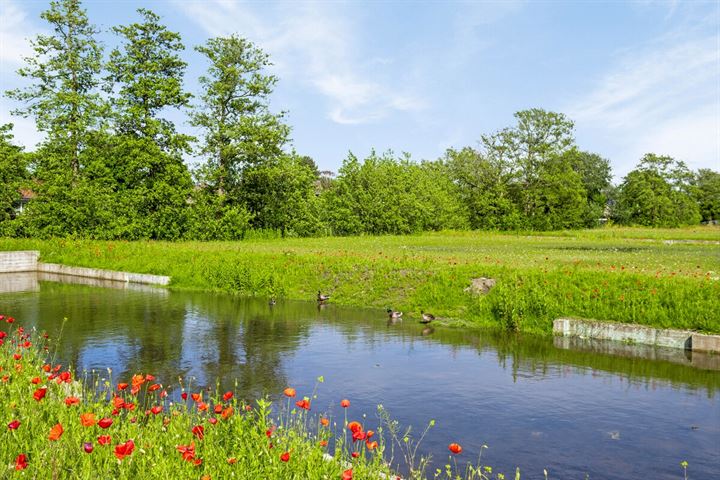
[221,406,233,420]
[208,417,218,425]
[319,439,329,447]
[352,429,366,442]
[295,399,310,410]
[351,452,360,458]
[181,392,188,401]
[342,469,353,480]
[160,390,168,399]
[150,405,163,415]
[58,371,71,383]
[98,418,113,429]
[145,374,156,382]
[80,413,96,427]
[177,442,196,462]
[97,435,111,445]
[65,396,80,406]
[341,399,350,408]
[0,331,5,339]
[131,374,144,387]
[191,393,202,402]
[244,405,252,411]
[15,453,28,470]
[48,423,64,441]
[117,383,128,391]
[124,402,136,411]
[366,430,374,439]
[114,439,135,460]
[131,385,141,395]
[192,425,205,440]
[31,376,41,384]
[13,353,21,360]
[197,401,208,412]
[148,383,161,392]
[83,442,93,454]
[227,457,237,464]
[33,387,47,401]
[114,397,126,409]
[366,441,378,450]
[266,425,276,438]
[347,421,362,433]
[320,417,330,427]
[213,404,223,414]
[280,451,290,462]
[448,443,462,454]
[8,420,20,430]
[223,391,233,401]
[283,387,296,397]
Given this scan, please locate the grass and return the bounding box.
[0,316,532,479]
[1,225,719,334]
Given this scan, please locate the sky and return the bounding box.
[0,0,718,181]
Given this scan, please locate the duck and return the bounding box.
[386,308,403,320]
[268,298,276,306]
[419,311,435,324]
[317,291,331,302]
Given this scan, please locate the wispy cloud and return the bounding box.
[0,0,37,65]
[567,7,719,176]
[173,0,425,125]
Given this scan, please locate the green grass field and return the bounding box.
[2,226,719,334]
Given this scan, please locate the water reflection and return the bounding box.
[0,276,718,480]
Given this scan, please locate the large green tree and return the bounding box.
[0,125,28,226]
[694,169,720,223]
[191,35,290,198]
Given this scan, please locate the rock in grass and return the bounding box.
[465,277,496,295]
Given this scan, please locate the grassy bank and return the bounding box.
[1,226,719,334]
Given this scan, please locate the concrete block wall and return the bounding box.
[0,251,39,273]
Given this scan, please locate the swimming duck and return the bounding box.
[317,291,331,302]
[386,308,403,320]
[268,298,276,306]
[420,311,435,324]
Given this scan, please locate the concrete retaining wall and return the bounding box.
[554,318,720,354]
[0,251,39,273]
[37,263,170,286]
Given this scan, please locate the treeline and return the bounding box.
[1,0,718,240]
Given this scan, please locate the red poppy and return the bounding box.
[31,376,41,384]
[150,405,163,415]
[351,452,360,458]
[145,374,156,382]
[366,430,374,439]
[181,392,188,400]
[177,442,197,462]
[197,401,208,412]
[131,374,144,387]
[192,425,205,440]
[352,429,366,442]
[191,393,202,402]
[160,390,168,398]
[320,417,330,427]
[124,402,136,411]
[342,469,353,480]
[266,425,276,438]
[83,442,93,453]
[341,399,350,408]
[366,441,378,450]
[58,371,71,383]
[117,383,128,390]
[48,423,64,441]
[295,399,310,410]
[53,364,62,372]
[227,457,237,464]
[131,385,141,395]
[208,417,218,425]
[15,453,28,470]
[319,440,328,447]
[223,391,233,401]
[148,383,161,392]
[98,418,113,429]
[244,405,252,411]
[8,420,20,430]
[114,439,135,460]
[13,353,21,360]
[448,443,462,454]
[347,421,362,433]
[80,413,96,427]
[283,387,296,397]
[221,406,233,420]
[213,404,223,414]
[0,331,5,339]
[97,435,111,445]
[280,451,290,462]
[65,396,80,406]
[33,387,47,401]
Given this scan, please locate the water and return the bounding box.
[1,274,718,479]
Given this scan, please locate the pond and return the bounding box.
[1,273,718,479]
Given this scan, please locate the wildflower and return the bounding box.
[58,371,71,383]
[320,417,330,427]
[83,442,94,454]
[351,452,360,458]
[191,393,202,402]
[177,442,197,462]
[295,398,311,410]
[15,453,28,470]
[221,406,233,420]
[341,399,350,408]
[181,392,188,400]
[48,423,64,441]
[347,421,362,433]
[223,391,234,401]
[114,396,125,409]
[117,383,128,390]
[213,403,223,414]
[208,417,218,425]
[280,451,290,462]
[227,457,237,464]
[366,441,378,450]
[114,439,135,460]
[192,425,205,440]
[352,429,366,442]
[33,387,47,401]
[98,418,113,429]
[97,435,111,445]
[148,383,161,392]
[197,401,208,411]
[80,413,97,427]
[31,376,41,384]
[150,405,163,415]
[449,443,462,454]
[65,396,80,406]
[319,440,328,446]
[283,387,296,397]
[342,468,353,480]
[13,353,21,360]
[131,374,145,387]
[8,420,20,430]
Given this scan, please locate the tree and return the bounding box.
[563,149,612,226]
[693,169,720,223]
[6,0,103,180]
[614,154,700,226]
[0,125,28,225]
[106,8,194,239]
[191,35,290,198]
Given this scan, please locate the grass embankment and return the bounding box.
[2,226,719,334]
[0,317,511,479]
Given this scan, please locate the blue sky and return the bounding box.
[1,0,718,180]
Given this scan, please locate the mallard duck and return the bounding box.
[420,311,435,324]
[386,308,403,320]
[317,291,330,302]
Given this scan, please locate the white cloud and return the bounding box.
[567,16,719,178]
[172,0,425,125]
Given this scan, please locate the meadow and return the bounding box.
[2,226,719,334]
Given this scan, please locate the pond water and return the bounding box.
[1,273,718,479]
